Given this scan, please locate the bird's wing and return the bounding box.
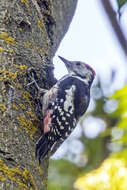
[43,76,77,137]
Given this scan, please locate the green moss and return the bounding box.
[9,49,14,54]
[0,32,16,44]
[0,64,27,82]
[25,41,32,48]
[12,104,19,111]
[26,111,38,120]
[0,174,6,182]
[37,19,45,31]
[18,115,37,138]
[0,47,4,52]
[23,91,33,107]
[20,0,29,9]
[36,165,43,175]
[0,70,17,81]
[0,47,14,54]
[15,65,27,71]
[19,103,26,110]
[0,160,37,189]
[0,104,6,112]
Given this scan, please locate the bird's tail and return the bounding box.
[35,133,50,164]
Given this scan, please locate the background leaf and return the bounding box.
[117,0,127,8]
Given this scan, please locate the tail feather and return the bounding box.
[35,133,50,164]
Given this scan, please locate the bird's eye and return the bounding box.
[76,62,81,66]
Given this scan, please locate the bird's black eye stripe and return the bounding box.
[76,62,81,66]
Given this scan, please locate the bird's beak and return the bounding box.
[58,56,71,69]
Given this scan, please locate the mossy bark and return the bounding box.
[0,0,77,189]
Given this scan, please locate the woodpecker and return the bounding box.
[35,56,95,163]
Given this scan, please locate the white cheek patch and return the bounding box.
[64,85,75,113]
[71,74,89,84]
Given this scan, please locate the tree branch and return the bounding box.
[100,0,127,57]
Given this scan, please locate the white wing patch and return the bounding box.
[64,85,76,113]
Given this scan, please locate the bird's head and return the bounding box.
[58,56,95,85]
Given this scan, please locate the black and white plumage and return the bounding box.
[35,56,95,163]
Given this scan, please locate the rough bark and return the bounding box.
[0,0,77,189]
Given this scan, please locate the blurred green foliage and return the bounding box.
[111,85,127,151]
[117,0,127,8]
[74,158,127,190]
[48,159,83,190]
[75,85,127,190]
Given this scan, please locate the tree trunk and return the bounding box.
[0,0,77,189]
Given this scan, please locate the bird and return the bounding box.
[35,56,95,163]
